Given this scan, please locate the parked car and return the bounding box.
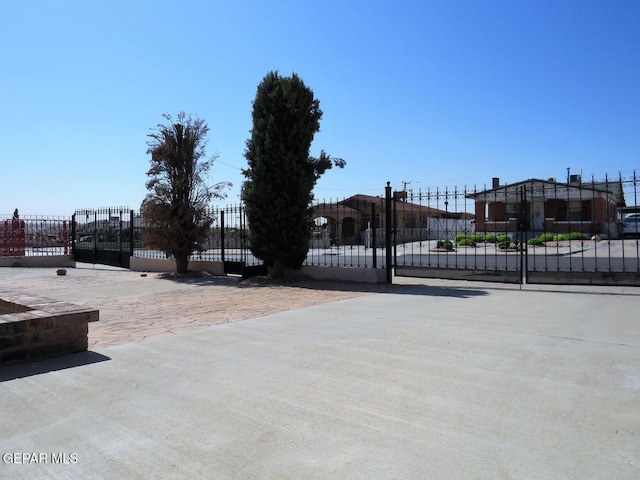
[622,214,640,238]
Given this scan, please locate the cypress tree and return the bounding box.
[242,72,344,276]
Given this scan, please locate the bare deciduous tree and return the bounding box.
[142,112,230,273]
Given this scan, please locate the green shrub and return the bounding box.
[496,234,511,243]
[539,233,555,242]
[455,233,468,243]
[498,240,511,249]
[485,234,498,243]
[527,238,543,246]
[470,233,486,242]
[458,238,476,247]
[552,232,586,242]
[437,240,454,250]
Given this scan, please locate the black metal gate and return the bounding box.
[215,206,267,277]
[72,208,134,269]
[389,176,640,287]
[388,182,526,285]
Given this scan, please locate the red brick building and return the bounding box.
[467,177,625,238]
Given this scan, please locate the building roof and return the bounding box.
[466,178,624,205]
[339,194,454,217]
[313,202,360,217]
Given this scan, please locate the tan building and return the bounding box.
[313,193,459,246]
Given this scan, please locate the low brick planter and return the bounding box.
[0,293,99,365]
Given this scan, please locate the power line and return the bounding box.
[215,160,244,170]
[315,187,381,192]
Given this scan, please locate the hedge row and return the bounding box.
[526,232,586,246]
[454,232,586,248]
[454,233,519,249]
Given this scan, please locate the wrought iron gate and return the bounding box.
[389,177,640,287]
[72,208,134,268]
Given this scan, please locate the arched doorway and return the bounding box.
[342,217,356,245]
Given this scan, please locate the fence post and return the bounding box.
[385,182,393,284]
[129,210,134,261]
[93,210,98,264]
[118,210,123,265]
[220,209,225,263]
[371,202,377,269]
[71,214,76,260]
[519,186,526,284]
[240,205,247,264]
[63,220,68,255]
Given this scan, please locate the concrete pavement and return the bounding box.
[1,267,639,479]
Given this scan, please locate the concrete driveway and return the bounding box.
[1,267,639,479]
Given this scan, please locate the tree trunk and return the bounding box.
[270,258,285,278]
[176,255,189,274]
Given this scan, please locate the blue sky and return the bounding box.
[2,0,639,216]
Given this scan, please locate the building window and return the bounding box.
[404,215,417,228]
[360,214,380,231]
[506,203,518,219]
[342,218,355,238]
[567,201,583,222]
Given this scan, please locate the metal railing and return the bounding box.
[72,207,133,268]
[391,172,640,284]
[131,204,255,264]
[131,196,390,269]
[305,195,387,268]
[7,169,637,286]
[0,214,72,257]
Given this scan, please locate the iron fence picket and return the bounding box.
[390,172,640,286]
[0,214,72,257]
[72,207,132,268]
[7,170,639,286]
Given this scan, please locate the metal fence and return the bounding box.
[131,204,254,264]
[131,196,391,269]
[305,194,387,268]
[5,170,638,285]
[72,207,133,268]
[0,214,72,257]
[391,172,640,284]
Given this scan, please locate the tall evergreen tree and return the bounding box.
[142,112,229,274]
[242,72,345,276]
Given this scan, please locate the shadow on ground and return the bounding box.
[157,273,490,299]
[156,270,640,298]
[0,351,111,382]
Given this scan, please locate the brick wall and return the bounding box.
[0,295,98,365]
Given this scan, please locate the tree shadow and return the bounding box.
[288,281,489,299]
[157,272,489,298]
[158,271,640,300]
[0,351,111,382]
[388,284,490,298]
[158,272,243,286]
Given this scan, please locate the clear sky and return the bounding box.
[2,0,639,216]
